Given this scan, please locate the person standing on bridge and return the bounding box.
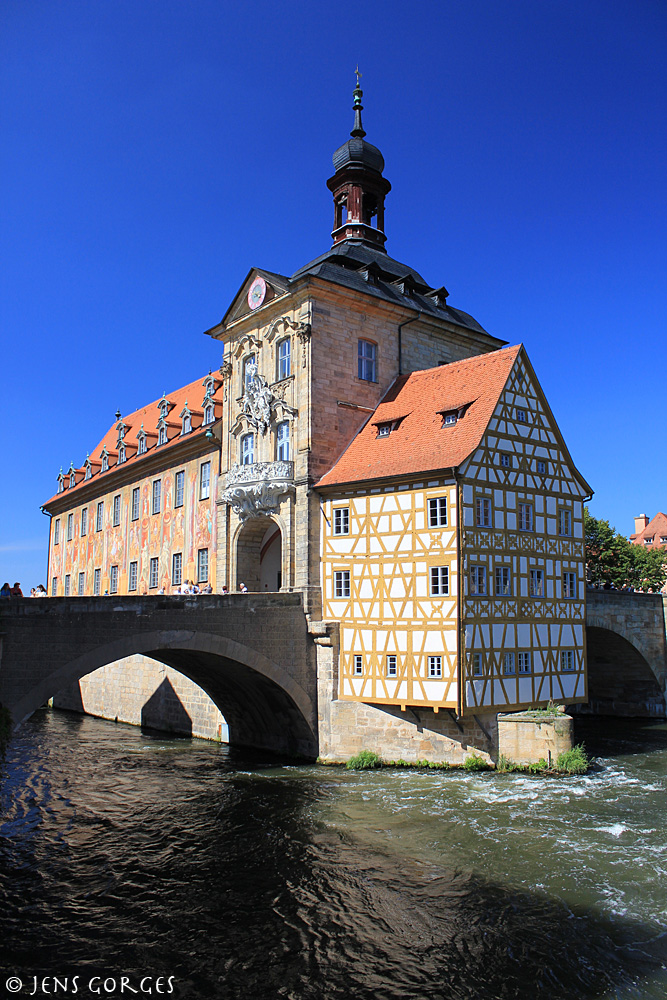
[0,583,11,599]
[10,582,23,597]
[239,582,248,593]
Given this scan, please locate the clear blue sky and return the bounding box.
[2,0,665,588]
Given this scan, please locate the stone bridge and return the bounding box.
[583,589,667,717]
[1,591,666,756]
[0,593,323,757]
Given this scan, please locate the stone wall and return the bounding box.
[497,712,573,765]
[51,654,228,740]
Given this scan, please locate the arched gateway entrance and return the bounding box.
[236,516,283,593]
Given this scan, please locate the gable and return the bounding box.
[219,268,290,328]
[459,349,592,498]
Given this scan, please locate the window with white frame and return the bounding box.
[113,494,121,527]
[241,433,254,465]
[529,569,544,597]
[428,497,447,527]
[128,561,138,592]
[376,423,392,437]
[495,566,512,596]
[197,548,208,583]
[67,513,73,541]
[430,566,449,596]
[442,411,458,427]
[137,435,147,455]
[353,654,363,676]
[562,571,577,598]
[57,475,64,494]
[204,403,214,425]
[81,508,88,536]
[54,519,61,545]
[471,652,483,677]
[661,536,667,545]
[386,655,397,677]
[503,652,516,675]
[561,650,575,672]
[470,565,486,595]
[78,571,85,595]
[243,355,255,388]
[85,463,92,480]
[357,340,377,381]
[149,557,159,589]
[200,462,211,500]
[518,503,533,531]
[96,502,104,532]
[518,652,531,674]
[172,553,182,587]
[334,570,350,598]
[644,537,653,545]
[175,471,185,508]
[276,421,290,461]
[64,575,70,597]
[558,508,572,536]
[69,469,76,488]
[277,338,291,380]
[333,508,349,535]
[93,568,101,596]
[158,425,168,446]
[152,480,161,515]
[475,496,491,527]
[499,452,511,468]
[516,407,527,423]
[182,411,192,435]
[118,445,126,464]
[428,655,442,678]
[131,487,140,521]
[101,451,109,473]
[110,565,118,594]
[51,577,57,596]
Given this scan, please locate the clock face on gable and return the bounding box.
[247,276,267,310]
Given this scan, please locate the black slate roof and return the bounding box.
[290,242,494,336]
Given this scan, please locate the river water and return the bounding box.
[1,710,666,1000]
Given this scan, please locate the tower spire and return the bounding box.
[327,70,391,251]
[351,66,366,138]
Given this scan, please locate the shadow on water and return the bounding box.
[0,710,665,1000]
[573,715,667,758]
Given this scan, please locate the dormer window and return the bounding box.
[100,448,109,473]
[158,424,168,445]
[203,375,215,398]
[157,395,172,420]
[137,426,147,455]
[84,459,92,481]
[204,403,214,425]
[116,421,127,449]
[57,471,64,494]
[118,445,126,464]
[180,403,192,435]
[442,411,458,427]
[69,467,76,488]
[377,423,392,437]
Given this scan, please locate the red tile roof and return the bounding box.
[317,346,522,488]
[45,374,220,505]
[630,512,667,548]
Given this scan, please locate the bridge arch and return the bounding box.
[12,629,317,758]
[583,623,665,718]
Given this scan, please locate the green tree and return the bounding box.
[585,507,667,592]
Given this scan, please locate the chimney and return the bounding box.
[634,514,650,535]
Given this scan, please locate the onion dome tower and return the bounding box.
[327,72,391,251]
